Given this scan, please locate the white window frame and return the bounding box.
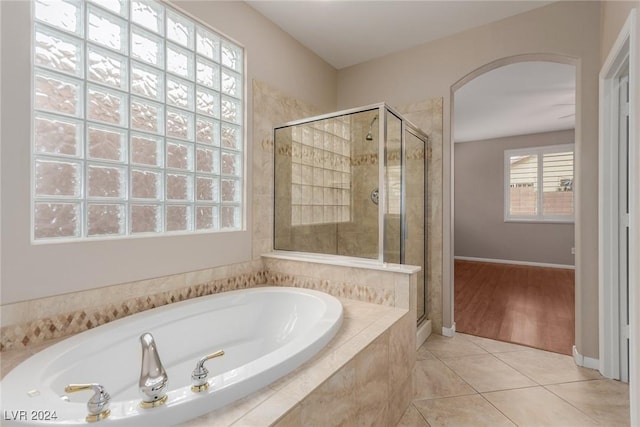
[504,143,575,223]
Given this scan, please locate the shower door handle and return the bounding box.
[370,188,379,205]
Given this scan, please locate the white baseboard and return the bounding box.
[573,345,600,370]
[416,319,432,349]
[455,256,575,270]
[442,322,456,337]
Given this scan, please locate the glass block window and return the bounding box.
[290,117,351,226]
[32,0,244,240]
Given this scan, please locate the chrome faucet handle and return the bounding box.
[191,350,225,392]
[64,383,111,423]
[139,332,169,408]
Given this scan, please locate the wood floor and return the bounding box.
[454,260,575,355]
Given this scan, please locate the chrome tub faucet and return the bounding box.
[139,332,168,408]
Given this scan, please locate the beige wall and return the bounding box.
[337,1,601,357]
[455,130,576,266]
[0,1,337,304]
[600,1,639,64]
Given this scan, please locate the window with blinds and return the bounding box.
[504,144,574,222]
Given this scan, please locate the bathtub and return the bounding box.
[1,287,343,426]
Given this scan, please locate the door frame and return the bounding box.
[598,8,638,425]
[448,53,578,336]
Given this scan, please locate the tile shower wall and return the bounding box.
[251,80,324,259]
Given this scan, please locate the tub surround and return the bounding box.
[2,299,415,427]
[263,252,432,350]
[263,252,419,314]
[187,300,414,426]
[0,261,264,352]
[264,251,421,274]
[1,250,419,425]
[3,288,344,426]
[1,252,422,353]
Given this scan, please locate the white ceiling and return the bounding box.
[246,1,575,141]
[454,61,576,142]
[246,0,553,70]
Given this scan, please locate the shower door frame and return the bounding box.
[395,112,429,323]
[377,105,430,325]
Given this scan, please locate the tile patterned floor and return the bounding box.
[398,333,630,427]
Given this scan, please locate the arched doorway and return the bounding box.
[450,55,578,355]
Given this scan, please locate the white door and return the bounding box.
[618,73,630,383]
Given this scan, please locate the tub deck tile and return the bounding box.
[2,297,409,427]
[227,298,408,427]
[181,387,277,426]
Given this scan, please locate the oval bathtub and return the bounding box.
[1,287,343,426]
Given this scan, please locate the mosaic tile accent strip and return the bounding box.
[261,138,274,153]
[351,148,426,167]
[265,271,394,307]
[351,153,378,166]
[1,271,267,352]
[275,144,352,171]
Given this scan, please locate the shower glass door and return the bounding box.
[403,127,427,323]
[274,109,380,259]
[384,112,402,263]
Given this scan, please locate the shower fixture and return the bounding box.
[365,116,378,141]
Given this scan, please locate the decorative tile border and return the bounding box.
[1,271,266,352]
[349,148,426,167]
[1,266,396,353]
[351,153,378,166]
[266,271,395,307]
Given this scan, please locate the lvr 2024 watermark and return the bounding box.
[3,410,58,421]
